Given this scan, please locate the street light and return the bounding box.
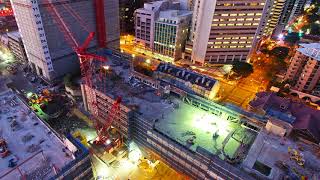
[132,54,136,58]
[146,59,151,64]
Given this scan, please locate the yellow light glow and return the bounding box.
[103,65,110,70]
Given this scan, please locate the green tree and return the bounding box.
[231,61,253,78]
[284,32,300,44]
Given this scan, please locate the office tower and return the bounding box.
[10,0,120,81]
[184,0,269,65]
[134,0,180,50]
[154,10,192,61]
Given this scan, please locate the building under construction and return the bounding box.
[81,53,268,179]
[11,0,120,81]
[0,90,93,179]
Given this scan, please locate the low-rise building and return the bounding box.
[154,62,220,99]
[285,43,320,93]
[249,92,320,143]
[7,31,27,62]
[0,90,93,179]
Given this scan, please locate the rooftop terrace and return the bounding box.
[0,91,73,179]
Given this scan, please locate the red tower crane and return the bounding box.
[45,0,122,146]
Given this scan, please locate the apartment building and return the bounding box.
[11,0,119,81]
[134,0,180,50]
[263,0,287,35]
[184,0,270,65]
[288,0,307,23]
[285,43,320,92]
[154,10,192,60]
[7,31,27,62]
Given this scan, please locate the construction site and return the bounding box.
[78,51,260,179]
[0,90,92,179]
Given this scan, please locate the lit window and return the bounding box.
[223,42,229,44]
[253,23,259,25]
[231,41,237,44]
[215,42,222,44]
[240,37,247,39]
[219,24,226,26]
[227,23,234,26]
[248,13,254,16]
[224,37,231,40]
[229,19,236,21]
[216,37,223,40]
[239,41,246,44]
[213,19,219,21]
[246,18,253,21]
[238,18,244,21]
[236,23,243,26]
[239,13,246,16]
[221,14,229,16]
[246,45,252,48]
[230,14,237,16]
[230,46,236,48]
[212,24,218,26]
[256,13,262,16]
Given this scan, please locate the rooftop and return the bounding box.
[249,92,320,142]
[96,54,177,120]
[0,91,73,179]
[154,99,257,161]
[156,62,217,90]
[297,43,320,61]
[157,10,192,23]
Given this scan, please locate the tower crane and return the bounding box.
[45,0,122,147]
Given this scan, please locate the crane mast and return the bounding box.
[44,0,122,147]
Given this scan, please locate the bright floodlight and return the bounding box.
[106,139,111,145]
[146,59,151,64]
[27,92,33,98]
[132,54,136,58]
[103,65,110,70]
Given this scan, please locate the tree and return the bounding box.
[231,62,253,78]
[270,47,289,60]
[284,32,300,44]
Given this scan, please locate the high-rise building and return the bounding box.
[154,10,192,61]
[7,31,27,62]
[134,0,180,50]
[184,0,269,65]
[11,0,120,81]
[263,0,287,35]
[287,0,306,23]
[285,43,320,92]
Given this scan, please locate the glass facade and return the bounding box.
[154,22,177,57]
